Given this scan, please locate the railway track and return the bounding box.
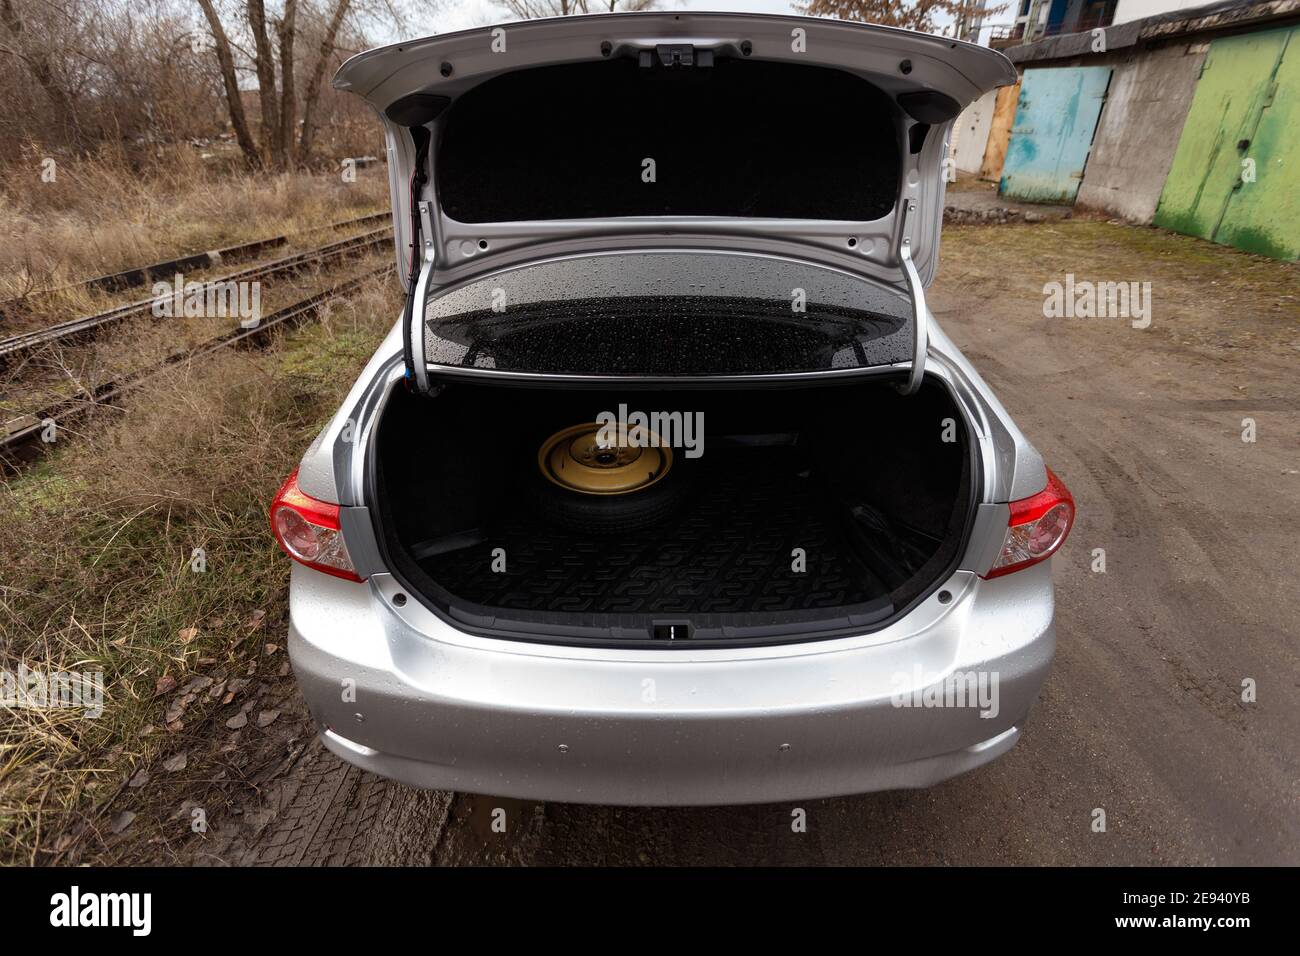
[0,211,391,316]
[0,264,393,470]
[0,225,392,366]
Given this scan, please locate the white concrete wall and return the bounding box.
[1113,0,1208,25]
[950,89,999,175]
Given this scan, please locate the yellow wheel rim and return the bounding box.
[538,423,672,495]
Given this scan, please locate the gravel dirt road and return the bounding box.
[170,220,1300,866]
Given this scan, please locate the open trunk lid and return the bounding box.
[334,12,1015,389]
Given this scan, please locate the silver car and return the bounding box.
[271,13,1075,805]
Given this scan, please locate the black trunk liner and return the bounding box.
[419,449,886,616]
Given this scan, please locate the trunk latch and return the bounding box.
[641,44,714,68]
[652,621,692,641]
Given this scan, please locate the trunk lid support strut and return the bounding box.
[408,199,436,393]
[897,196,928,396]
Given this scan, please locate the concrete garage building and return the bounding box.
[1071,40,1206,222]
[962,0,1300,259]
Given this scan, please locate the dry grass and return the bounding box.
[0,250,393,424]
[947,172,998,194]
[0,273,400,865]
[939,218,1300,332]
[0,147,389,304]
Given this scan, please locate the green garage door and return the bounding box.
[1155,27,1300,260]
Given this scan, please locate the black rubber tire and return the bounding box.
[526,456,695,534]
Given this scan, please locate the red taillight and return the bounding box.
[983,467,1075,579]
[270,468,363,582]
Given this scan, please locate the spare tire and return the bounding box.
[527,422,694,534]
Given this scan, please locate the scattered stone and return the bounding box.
[257,709,281,728]
[264,644,279,656]
[110,811,136,834]
[127,768,150,788]
[225,711,248,730]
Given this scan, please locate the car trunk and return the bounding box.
[370,377,976,647]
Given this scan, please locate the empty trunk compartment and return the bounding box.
[369,378,976,647]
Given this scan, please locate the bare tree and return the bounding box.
[195,0,261,165]
[246,0,282,164]
[192,0,376,170]
[0,0,83,149]
[277,0,298,167]
[796,0,1004,36]
[502,0,655,18]
[0,0,378,165]
[0,0,228,158]
[298,0,351,163]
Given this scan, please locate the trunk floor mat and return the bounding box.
[418,451,886,616]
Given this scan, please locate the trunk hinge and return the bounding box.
[407,199,436,393]
[896,197,928,395]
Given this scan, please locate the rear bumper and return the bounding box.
[288,563,1056,806]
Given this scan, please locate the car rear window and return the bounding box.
[436,58,902,223]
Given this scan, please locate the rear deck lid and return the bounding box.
[334,12,1015,388]
[334,12,1016,289]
